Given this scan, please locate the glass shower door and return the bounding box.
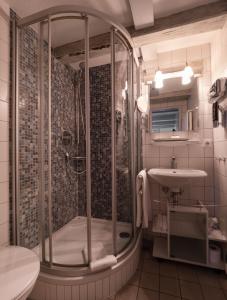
[114,33,133,254]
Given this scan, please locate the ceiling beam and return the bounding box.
[54,32,110,60]
[129,0,227,47]
[128,0,154,30]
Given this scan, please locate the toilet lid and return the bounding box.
[0,246,40,300]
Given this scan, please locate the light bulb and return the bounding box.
[154,70,163,89]
[182,73,191,85]
[184,65,193,77]
[137,95,149,113]
[125,81,128,90]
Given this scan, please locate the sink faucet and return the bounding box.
[171,156,177,169]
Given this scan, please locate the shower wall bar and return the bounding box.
[85,16,92,264]
[12,5,139,275]
[47,16,53,267]
[38,21,46,263]
[111,28,117,256]
[11,18,19,245]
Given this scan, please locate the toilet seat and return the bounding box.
[0,246,40,300]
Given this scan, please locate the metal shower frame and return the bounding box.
[12,5,139,276]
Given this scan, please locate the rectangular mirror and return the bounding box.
[149,77,199,134]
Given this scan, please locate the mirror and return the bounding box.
[149,76,199,134]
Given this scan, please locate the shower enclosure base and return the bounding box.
[34,216,132,265]
[29,230,141,300]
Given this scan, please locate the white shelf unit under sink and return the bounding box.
[152,204,227,271]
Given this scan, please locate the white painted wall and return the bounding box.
[142,44,214,220]
[0,0,10,246]
[211,21,227,235]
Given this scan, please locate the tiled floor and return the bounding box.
[115,248,227,300]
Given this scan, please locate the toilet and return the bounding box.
[0,246,40,300]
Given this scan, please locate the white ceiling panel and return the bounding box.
[129,0,154,30]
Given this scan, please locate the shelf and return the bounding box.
[153,212,227,242]
[170,236,206,264]
[208,228,227,243]
[169,210,207,240]
[170,221,206,240]
[153,237,225,271]
[169,205,207,214]
[152,214,167,235]
[153,237,168,259]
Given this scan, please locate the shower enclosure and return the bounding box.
[11,6,140,276]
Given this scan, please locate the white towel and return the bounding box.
[136,170,150,228]
[90,255,117,272]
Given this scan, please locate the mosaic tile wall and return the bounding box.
[90,64,112,219]
[77,64,132,223]
[18,25,40,248]
[51,58,79,232]
[17,24,79,248]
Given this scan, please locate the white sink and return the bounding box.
[148,168,207,188]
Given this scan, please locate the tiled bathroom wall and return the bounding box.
[142,44,214,220]
[211,20,227,232]
[17,23,79,247]
[0,0,10,246]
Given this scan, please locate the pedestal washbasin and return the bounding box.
[148,168,207,189]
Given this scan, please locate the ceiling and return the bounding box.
[6,0,219,29]
[5,0,222,56]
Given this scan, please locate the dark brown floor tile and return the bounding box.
[160,276,180,297]
[137,288,159,300]
[180,280,203,300]
[140,272,159,291]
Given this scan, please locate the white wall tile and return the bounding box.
[0,59,9,82]
[0,79,9,102]
[0,16,9,43]
[202,44,211,59]
[158,51,172,68]
[188,144,204,158]
[159,146,174,158]
[173,145,188,158]
[0,201,9,224]
[0,100,8,121]
[0,120,8,141]
[0,181,8,203]
[0,161,8,182]
[172,48,186,64]
[159,157,171,168]
[0,141,8,161]
[0,142,9,162]
[0,40,9,63]
[187,45,202,61]
[0,221,9,246]
[189,157,205,170]
[176,157,189,169]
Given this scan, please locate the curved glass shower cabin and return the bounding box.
[11,6,140,275]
